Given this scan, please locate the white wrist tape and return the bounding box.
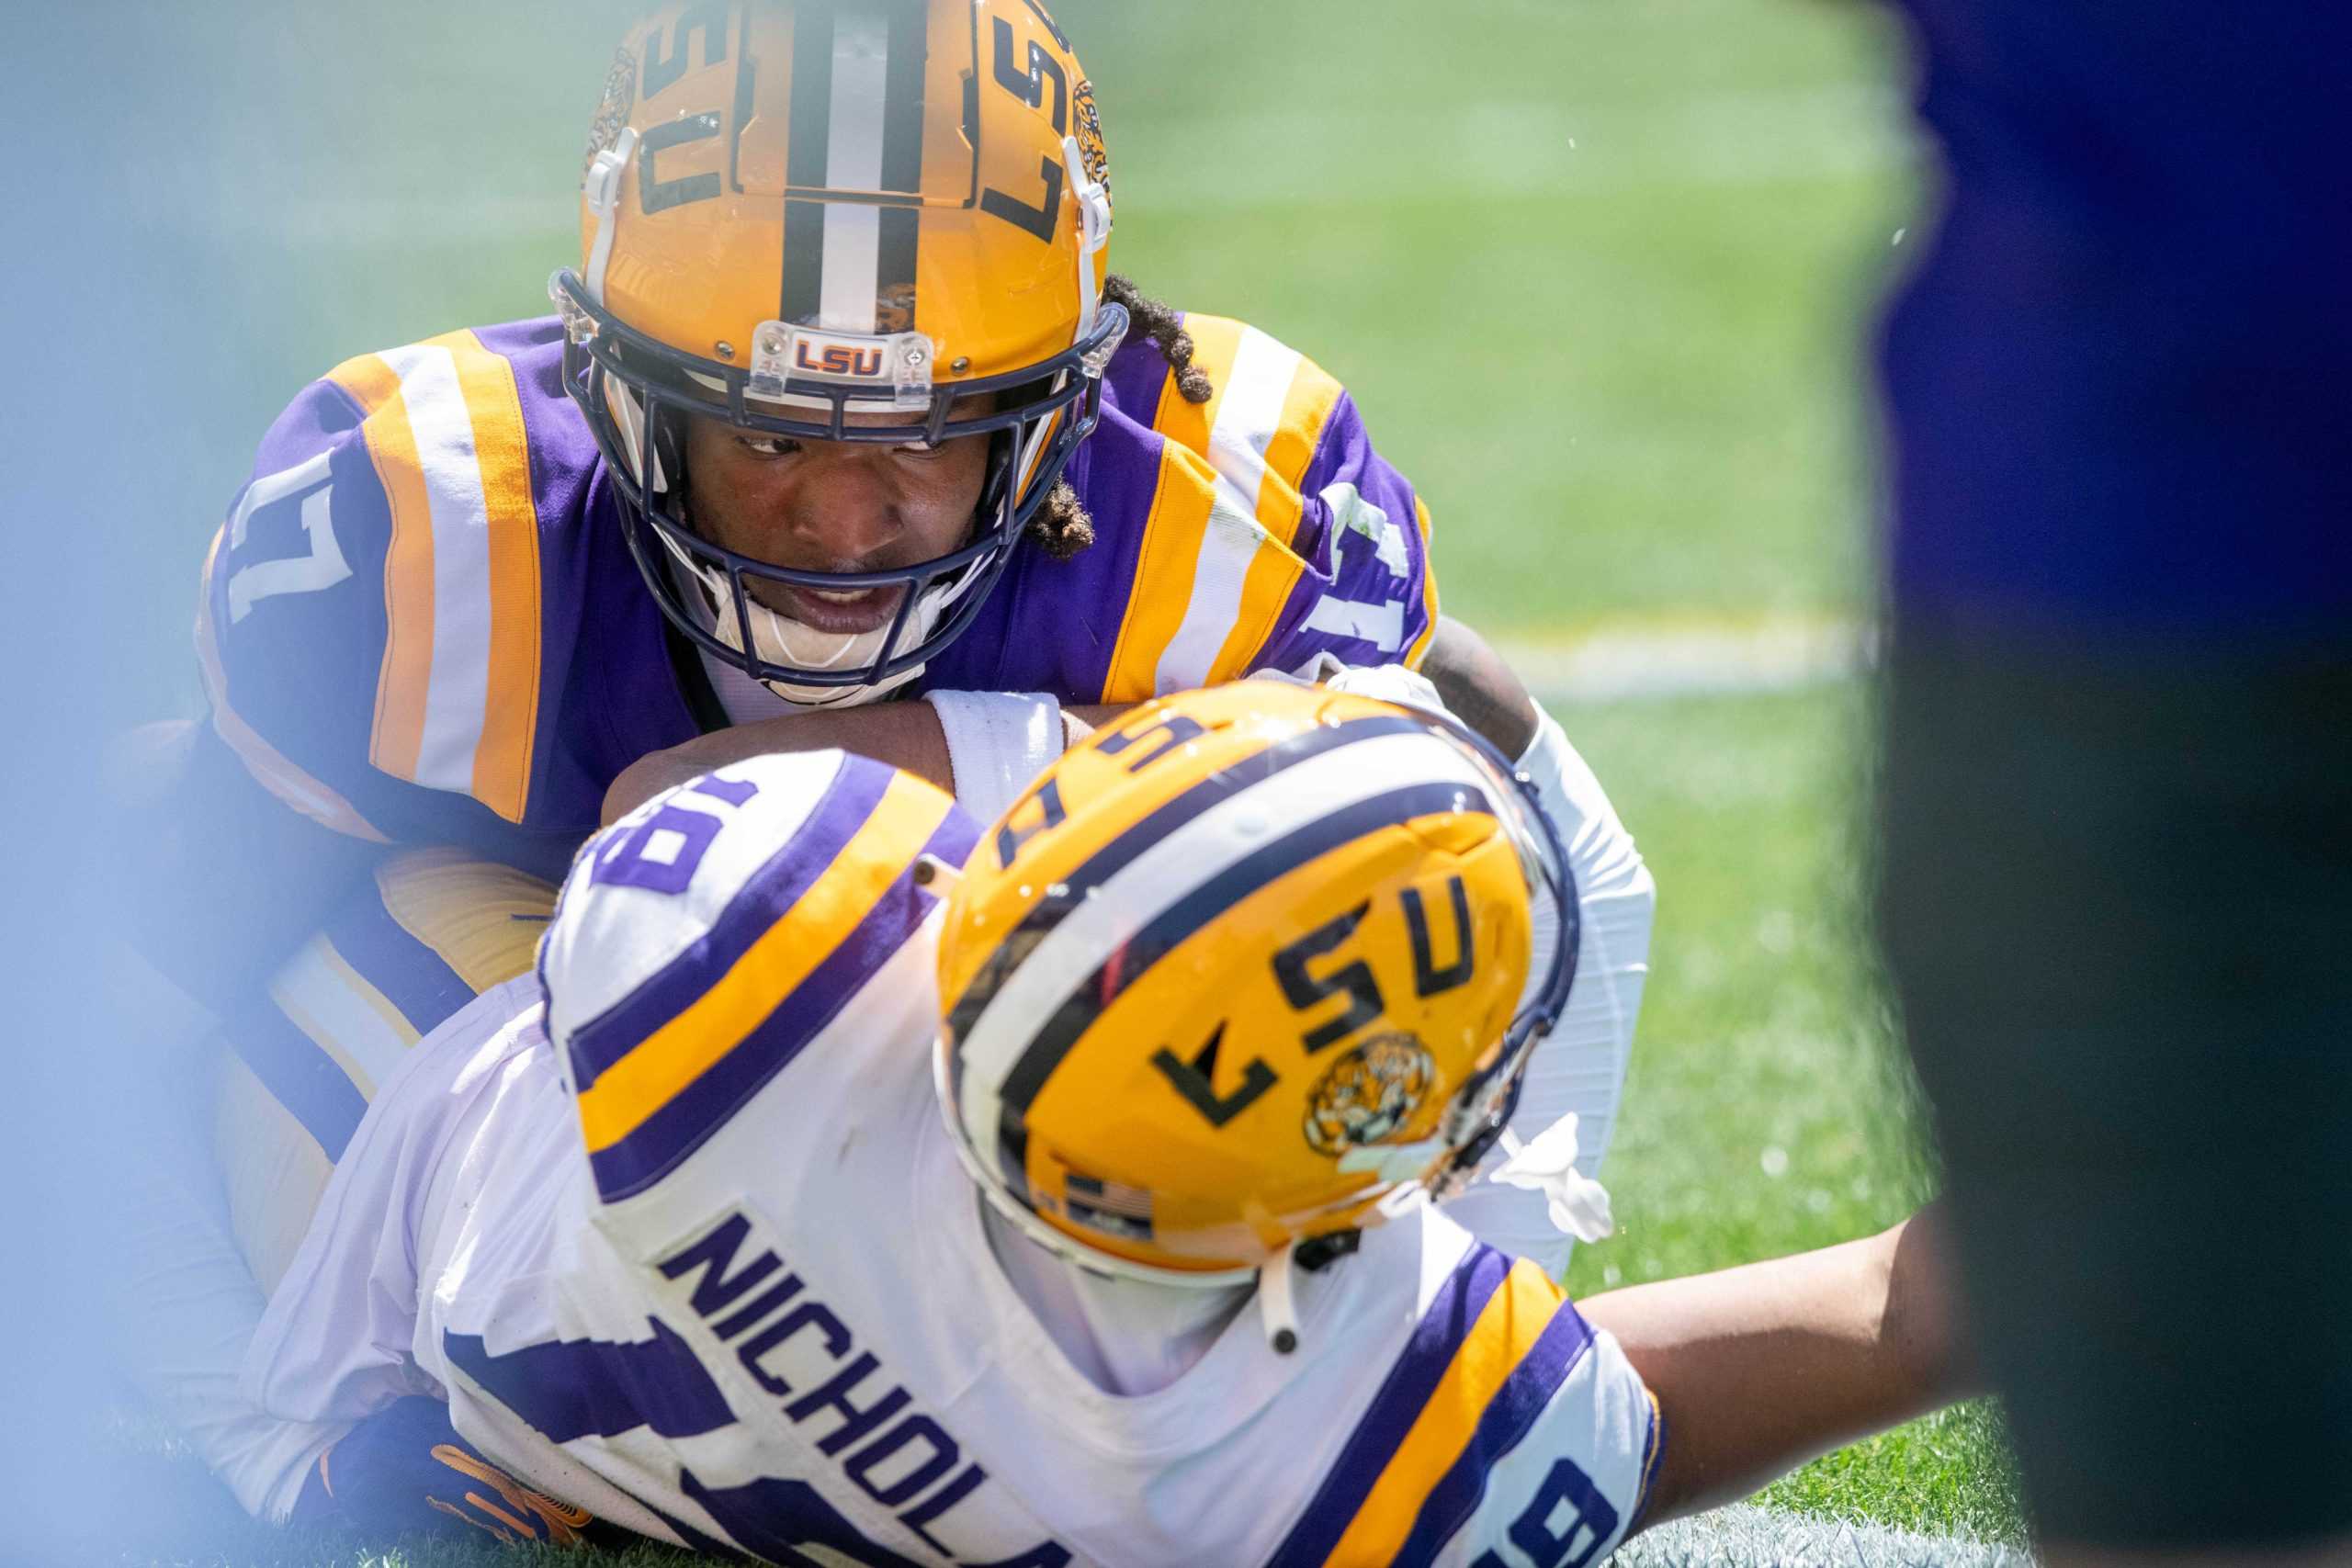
[923,691,1067,824]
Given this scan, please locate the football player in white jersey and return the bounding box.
[203,660,1657,1531]
[239,682,1967,1562]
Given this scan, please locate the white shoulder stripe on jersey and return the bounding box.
[1154,326,1306,693]
[1153,490,1265,697]
[376,344,495,799]
[955,731,1496,1145]
[1208,326,1301,516]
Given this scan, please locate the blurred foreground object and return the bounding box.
[1876,0,2352,1560]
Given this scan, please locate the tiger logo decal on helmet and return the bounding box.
[553,0,1127,706]
[1301,1032,1439,1157]
[1071,78,1110,197]
[933,681,1579,1284]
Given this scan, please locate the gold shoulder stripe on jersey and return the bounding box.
[346,331,545,825]
[1404,495,1440,671]
[1102,317,1351,699]
[1321,1258,1576,1566]
[575,772,952,1155]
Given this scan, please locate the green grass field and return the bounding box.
[107,0,2035,1560]
[1551,686,2024,1547]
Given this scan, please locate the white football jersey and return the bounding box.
[246,750,1662,1567]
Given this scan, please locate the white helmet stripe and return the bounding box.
[818,9,889,332]
[954,731,1498,1158]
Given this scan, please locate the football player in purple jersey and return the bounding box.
[137,0,1550,1029]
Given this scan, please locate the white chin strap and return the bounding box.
[655,525,950,709]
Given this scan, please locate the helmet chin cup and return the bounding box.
[652,522,951,707]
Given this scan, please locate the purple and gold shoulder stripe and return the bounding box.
[1266,1241,1620,1568]
[540,750,979,1201]
[318,330,552,824]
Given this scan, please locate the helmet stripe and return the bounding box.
[877,206,921,331]
[946,713,1427,1043]
[876,2,927,327]
[878,2,927,195]
[779,6,834,325]
[989,779,1498,1189]
[1031,712,1425,905]
[775,5,929,335]
[725,6,754,194]
[817,9,889,332]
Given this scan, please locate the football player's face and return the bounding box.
[681,409,994,636]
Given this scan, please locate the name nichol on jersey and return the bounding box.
[656,1209,1073,1567]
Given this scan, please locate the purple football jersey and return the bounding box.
[198,310,1435,869]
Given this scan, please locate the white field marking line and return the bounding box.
[1614,1504,2038,1568]
[1494,613,1871,705]
[183,84,1917,245]
[1125,83,1919,211]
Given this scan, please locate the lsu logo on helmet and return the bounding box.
[934,681,1579,1284]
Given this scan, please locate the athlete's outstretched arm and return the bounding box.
[1577,1207,1976,1529]
[602,701,1112,825]
[1417,615,1539,759]
[605,704,952,822]
[605,615,1532,828]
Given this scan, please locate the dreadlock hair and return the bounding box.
[1107,273,1216,404]
[1025,272,1215,562]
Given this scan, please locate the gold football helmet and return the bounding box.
[552,0,1126,703]
[934,682,1579,1287]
